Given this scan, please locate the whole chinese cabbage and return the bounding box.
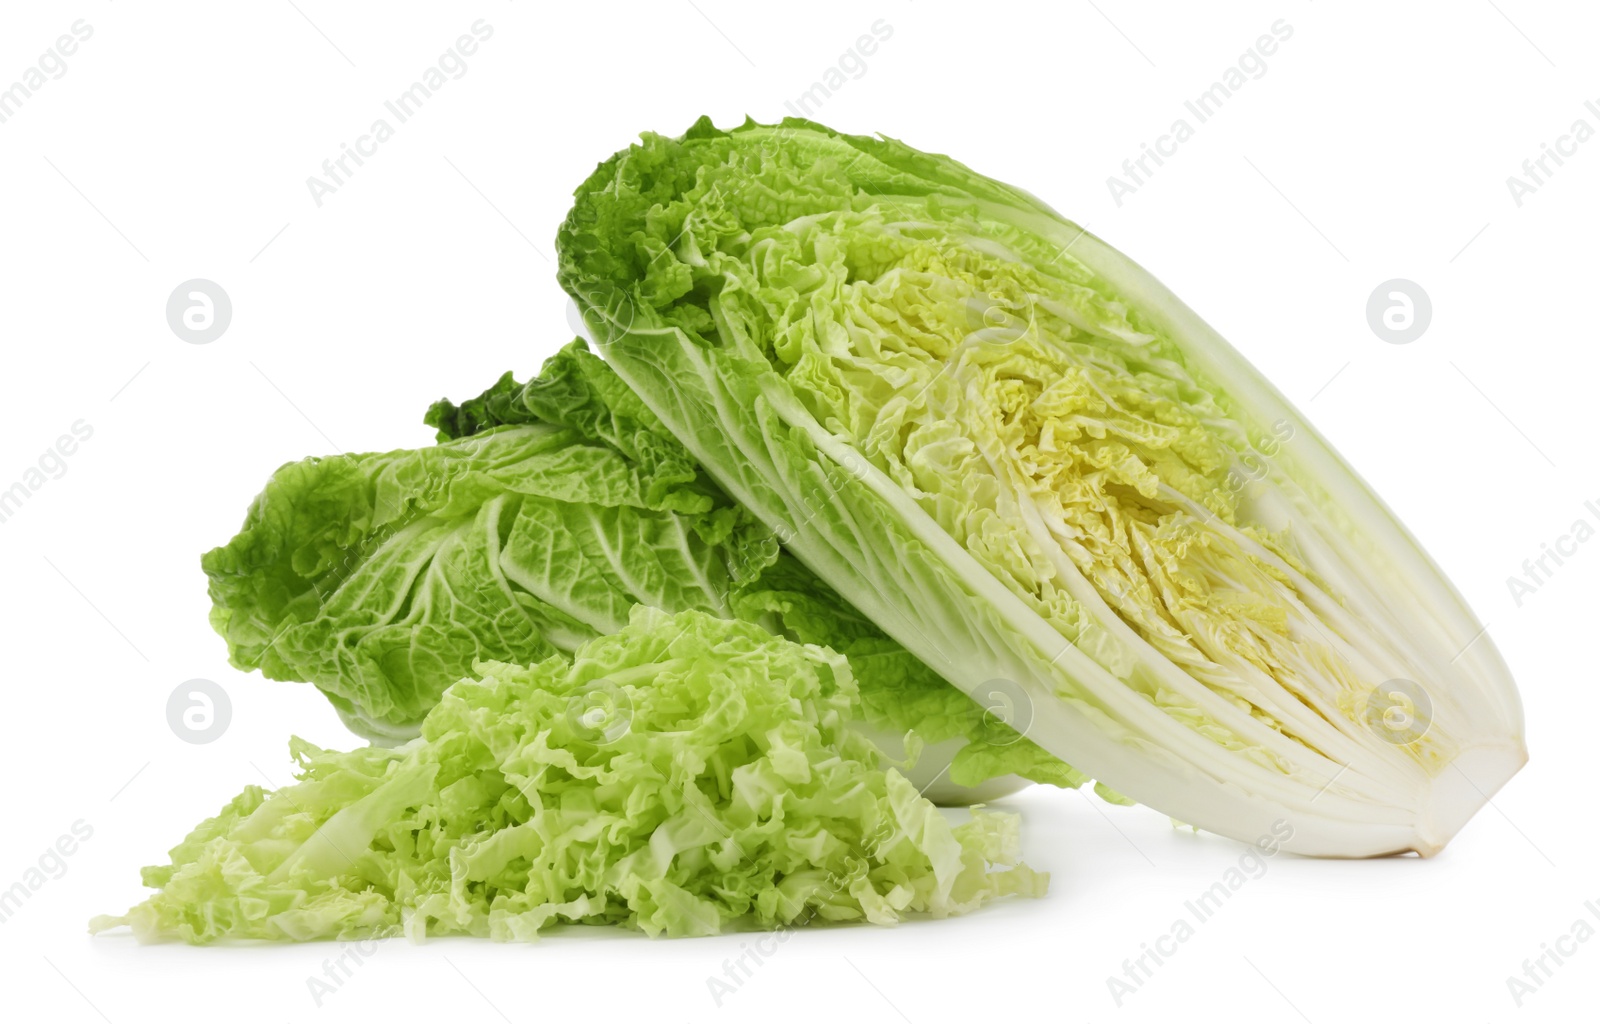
[92,609,1045,943]
[203,340,1079,797]
[556,117,1526,856]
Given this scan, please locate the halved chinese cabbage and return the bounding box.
[556,117,1525,856]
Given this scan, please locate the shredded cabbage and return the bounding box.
[92,609,1045,943]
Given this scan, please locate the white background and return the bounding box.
[0,1,1594,1021]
